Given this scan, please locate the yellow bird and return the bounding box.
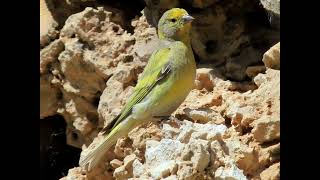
[79,8,196,171]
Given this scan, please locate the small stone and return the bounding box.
[214,159,248,180]
[123,154,137,170]
[177,165,197,180]
[246,66,266,78]
[72,117,93,135]
[262,42,280,69]
[113,166,131,180]
[195,68,214,91]
[162,123,180,139]
[258,143,280,166]
[260,162,280,180]
[150,160,177,179]
[189,140,210,172]
[110,159,123,169]
[225,137,259,175]
[252,115,280,143]
[184,108,225,124]
[132,159,145,178]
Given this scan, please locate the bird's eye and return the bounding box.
[170,18,177,23]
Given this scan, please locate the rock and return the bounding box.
[225,137,259,175]
[131,12,159,62]
[58,39,106,100]
[260,0,280,16]
[191,0,217,8]
[210,140,227,167]
[98,78,133,129]
[72,117,93,135]
[260,163,280,180]
[40,75,60,119]
[189,139,210,171]
[60,96,98,147]
[150,160,177,179]
[177,165,197,180]
[214,159,248,180]
[195,68,215,91]
[225,47,264,81]
[225,104,258,132]
[113,154,137,180]
[123,154,137,170]
[114,165,132,180]
[59,167,87,180]
[110,159,123,169]
[174,90,223,119]
[190,6,244,65]
[162,123,180,139]
[176,120,227,142]
[262,42,280,69]
[144,139,183,179]
[128,122,163,150]
[184,108,225,124]
[132,159,146,178]
[246,66,266,78]
[252,116,280,143]
[145,139,184,167]
[40,39,65,74]
[61,165,114,180]
[258,143,280,167]
[114,137,134,158]
[40,0,59,47]
[112,64,137,84]
[260,0,280,29]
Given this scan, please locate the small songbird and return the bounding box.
[79,8,196,171]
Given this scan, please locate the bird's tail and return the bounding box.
[79,124,124,171]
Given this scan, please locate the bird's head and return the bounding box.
[158,8,194,43]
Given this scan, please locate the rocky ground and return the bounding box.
[40,0,280,179]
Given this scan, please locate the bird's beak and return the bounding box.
[182,14,195,24]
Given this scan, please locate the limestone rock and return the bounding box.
[40,75,60,119]
[262,42,280,69]
[225,47,263,81]
[110,159,123,169]
[252,115,280,143]
[258,143,280,167]
[246,66,266,78]
[214,159,248,180]
[260,162,280,180]
[184,108,225,124]
[59,167,87,180]
[225,137,259,175]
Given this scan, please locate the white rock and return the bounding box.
[132,159,145,178]
[145,139,185,168]
[177,120,227,142]
[162,123,180,139]
[150,160,177,179]
[214,159,248,180]
[189,139,210,171]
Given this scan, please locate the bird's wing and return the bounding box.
[101,47,172,134]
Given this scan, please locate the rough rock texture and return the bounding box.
[260,162,280,180]
[262,42,280,69]
[40,1,280,180]
[40,7,138,149]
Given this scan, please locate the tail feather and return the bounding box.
[79,125,123,171]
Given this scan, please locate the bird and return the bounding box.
[79,8,196,171]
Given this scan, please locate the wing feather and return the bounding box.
[101,47,172,134]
